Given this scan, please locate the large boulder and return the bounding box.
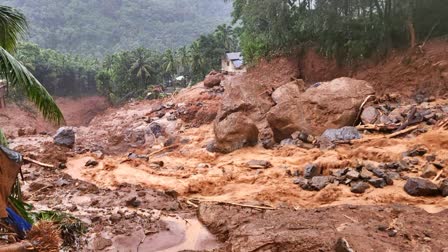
[268,77,375,140]
[204,71,224,88]
[213,112,259,153]
[53,127,76,148]
[271,79,305,104]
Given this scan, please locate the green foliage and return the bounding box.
[229,0,448,64]
[0,5,27,52]
[97,25,239,103]
[3,0,233,57]
[14,42,99,97]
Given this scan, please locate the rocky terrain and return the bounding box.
[2,40,448,251]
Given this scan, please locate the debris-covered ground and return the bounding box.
[3,40,448,251]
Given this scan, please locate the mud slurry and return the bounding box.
[12,97,448,251]
[6,41,448,250]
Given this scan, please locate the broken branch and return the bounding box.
[23,157,54,169]
[387,125,419,139]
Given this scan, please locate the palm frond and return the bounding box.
[0,47,64,124]
[0,5,28,52]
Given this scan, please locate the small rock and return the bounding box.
[247,160,272,169]
[55,178,71,187]
[440,179,448,197]
[309,176,334,191]
[359,168,373,179]
[386,171,400,180]
[319,127,362,149]
[293,177,310,190]
[368,178,387,188]
[109,213,121,223]
[85,159,99,167]
[331,168,349,178]
[420,164,438,178]
[93,236,113,251]
[304,163,322,179]
[346,170,360,180]
[406,146,428,157]
[404,178,440,196]
[361,106,379,124]
[335,237,354,252]
[350,182,370,194]
[388,229,398,237]
[53,127,76,148]
[93,150,104,159]
[372,168,387,178]
[125,197,142,208]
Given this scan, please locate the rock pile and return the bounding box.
[294,162,401,193]
[213,77,375,153]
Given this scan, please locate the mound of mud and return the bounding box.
[199,203,448,251]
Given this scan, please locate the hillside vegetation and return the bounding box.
[4,0,232,56]
[230,0,448,63]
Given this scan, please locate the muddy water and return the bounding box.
[139,216,221,252]
[108,216,221,252]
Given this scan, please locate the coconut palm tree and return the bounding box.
[0,5,63,127]
[129,48,153,90]
[162,49,177,80]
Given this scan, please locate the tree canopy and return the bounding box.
[229,0,448,63]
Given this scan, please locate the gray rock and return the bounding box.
[319,127,361,148]
[361,106,379,124]
[351,182,370,194]
[53,127,76,148]
[372,168,387,178]
[439,179,448,197]
[247,160,272,169]
[309,176,334,191]
[386,171,401,180]
[293,177,310,190]
[368,178,387,188]
[304,163,322,179]
[404,178,440,197]
[335,237,355,252]
[331,168,348,178]
[346,170,360,180]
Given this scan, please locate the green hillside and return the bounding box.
[4,0,232,57]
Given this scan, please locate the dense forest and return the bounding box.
[229,0,448,64]
[3,0,232,56]
[11,25,239,102]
